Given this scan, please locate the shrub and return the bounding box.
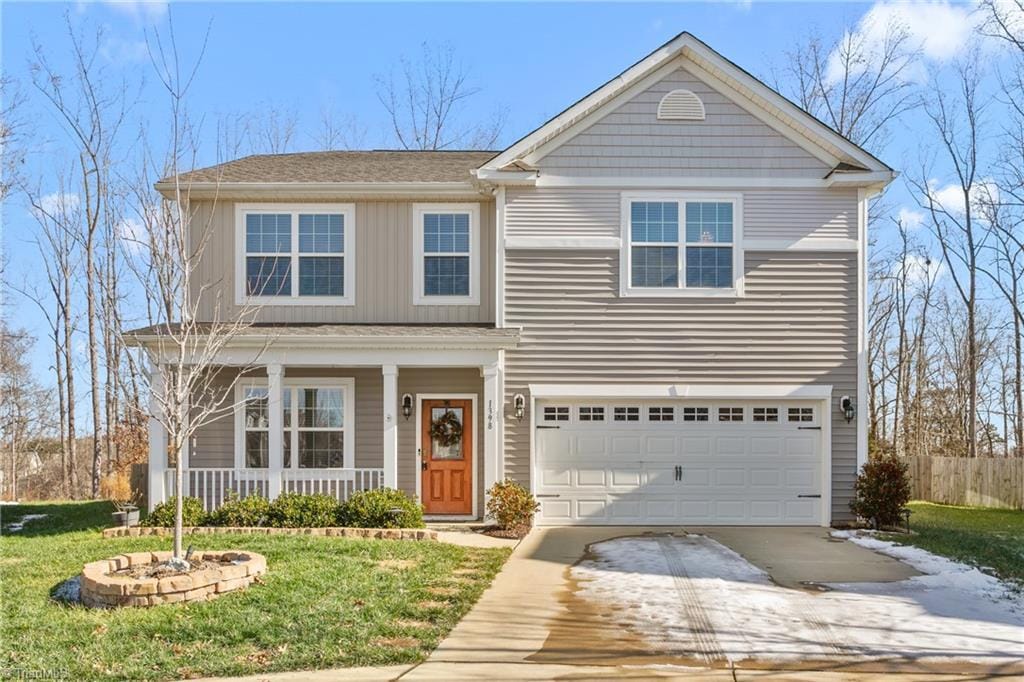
[267,492,341,528]
[100,471,133,507]
[144,496,208,527]
[850,456,911,529]
[207,493,271,527]
[339,488,424,528]
[485,479,539,531]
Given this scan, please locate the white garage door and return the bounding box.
[535,400,825,526]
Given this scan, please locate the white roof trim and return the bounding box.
[482,32,890,176]
[130,332,520,352]
[528,384,834,400]
[154,181,483,199]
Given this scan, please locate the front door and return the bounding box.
[421,399,473,515]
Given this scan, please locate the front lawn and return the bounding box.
[881,501,1024,585]
[0,501,510,681]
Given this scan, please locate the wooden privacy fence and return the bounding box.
[905,456,1024,510]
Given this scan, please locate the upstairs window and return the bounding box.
[622,194,741,297]
[238,204,354,304]
[413,204,480,306]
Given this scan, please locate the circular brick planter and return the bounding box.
[80,550,267,608]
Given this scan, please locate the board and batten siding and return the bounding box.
[505,187,859,244]
[501,250,859,521]
[189,367,384,471]
[536,66,829,178]
[190,199,495,324]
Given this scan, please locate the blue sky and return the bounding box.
[0,1,994,425]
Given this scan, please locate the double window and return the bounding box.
[237,204,355,304]
[237,379,355,470]
[622,193,741,296]
[413,204,480,305]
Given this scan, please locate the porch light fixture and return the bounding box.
[513,393,526,422]
[840,395,855,423]
[401,394,413,420]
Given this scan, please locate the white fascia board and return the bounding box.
[536,175,835,189]
[472,168,538,185]
[149,346,507,368]
[745,237,858,252]
[154,181,483,200]
[505,236,621,250]
[130,333,520,353]
[528,383,834,400]
[826,171,896,187]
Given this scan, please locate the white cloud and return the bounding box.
[898,207,926,230]
[894,252,946,286]
[828,1,980,83]
[101,0,168,23]
[927,179,999,215]
[116,216,147,251]
[100,36,150,64]
[31,192,80,220]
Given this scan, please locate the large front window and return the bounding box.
[238,380,354,469]
[413,203,480,305]
[238,204,354,304]
[622,194,741,296]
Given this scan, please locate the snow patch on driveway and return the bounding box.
[572,533,1024,665]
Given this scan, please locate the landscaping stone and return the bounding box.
[102,526,438,541]
[78,550,267,608]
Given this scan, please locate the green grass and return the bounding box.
[0,501,510,681]
[880,501,1024,585]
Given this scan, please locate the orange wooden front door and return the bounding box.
[421,399,473,515]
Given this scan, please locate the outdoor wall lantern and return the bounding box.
[513,394,526,422]
[401,393,413,420]
[840,395,856,423]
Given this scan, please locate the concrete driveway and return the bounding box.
[405,526,1024,680]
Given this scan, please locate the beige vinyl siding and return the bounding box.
[505,187,858,243]
[189,367,384,470]
[190,199,495,324]
[397,368,484,514]
[536,66,830,178]
[502,250,858,521]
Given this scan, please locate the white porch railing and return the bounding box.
[163,468,385,512]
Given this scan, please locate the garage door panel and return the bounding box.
[536,399,824,526]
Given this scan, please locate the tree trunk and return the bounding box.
[64,272,79,497]
[54,320,68,497]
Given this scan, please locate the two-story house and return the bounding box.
[141,33,893,527]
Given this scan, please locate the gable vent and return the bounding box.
[657,89,705,121]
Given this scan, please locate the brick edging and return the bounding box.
[102,526,437,541]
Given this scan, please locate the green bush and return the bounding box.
[485,479,539,531]
[850,456,912,529]
[143,496,208,527]
[267,492,341,528]
[339,488,424,528]
[207,493,271,527]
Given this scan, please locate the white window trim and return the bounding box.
[619,191,744,298]
[234,377,356,470]
[412,203,481,306]
[235,203,356,306]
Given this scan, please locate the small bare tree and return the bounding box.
[119,18,265,562]
[375,42,506,150]
[313,107,367,151]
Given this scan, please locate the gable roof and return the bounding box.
[478,32,892,180]
[158,150,497,187]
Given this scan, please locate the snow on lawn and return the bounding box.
[572,534,1024,664]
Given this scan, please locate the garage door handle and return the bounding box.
[798,426,821,430]
[536,494,561,498]
[536,425,561,430]
[797,494,821,498]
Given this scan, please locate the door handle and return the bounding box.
[674,465,682,481]
[419,448,427,471]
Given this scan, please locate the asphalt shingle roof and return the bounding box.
[163,150,499,184]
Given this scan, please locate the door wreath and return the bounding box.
[430,410,463,448]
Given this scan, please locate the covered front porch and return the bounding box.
[145,325,518,520]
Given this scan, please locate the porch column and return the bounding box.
[267,363,284,499]
[382,364,398,489]
[483,362,503,506]
[147,363,167,511]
